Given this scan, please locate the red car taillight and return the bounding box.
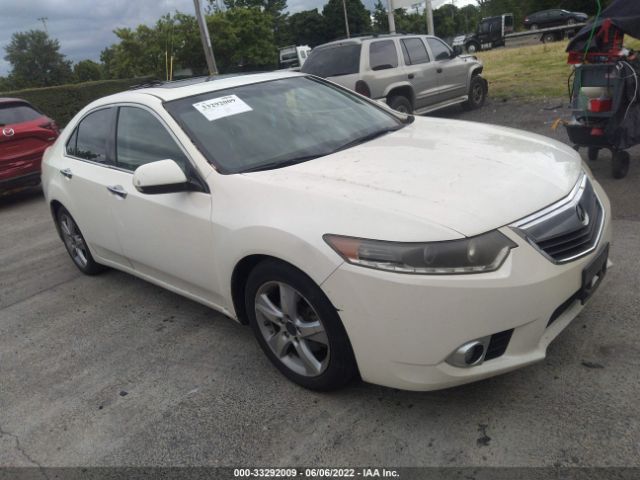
[39,121,60,136]
[589,98,612,112]
[355,80,371,98]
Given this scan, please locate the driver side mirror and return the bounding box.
[133,159,190,194]
[452,46,463,57]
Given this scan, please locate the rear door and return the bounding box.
[399,37,443,108]
[426,38,468,99]
[58,107,129,266]
[362,39,403,101]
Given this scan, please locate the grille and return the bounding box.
[484,329,513,361]
[512,175,604,264]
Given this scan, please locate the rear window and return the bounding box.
[369,40,399,70]
[0,102,42,125]
[301,44,361,77]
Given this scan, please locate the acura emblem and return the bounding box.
[576,204,589,226]
[2,127,14,137]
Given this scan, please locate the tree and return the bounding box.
[287,9,329,47]
[322,0,371,40]
[73,60,102,83]
[372,0,389,33]
[207,7,278,70]
[4,30,73,88]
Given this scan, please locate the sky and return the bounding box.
[0,0,474,76]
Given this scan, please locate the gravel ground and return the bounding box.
[1,97,639,469]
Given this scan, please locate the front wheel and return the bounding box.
[530,24,539,30]
[56,207,105,275]
[462,76,487,111]
[245,259,358,390]
[466,42,479,54]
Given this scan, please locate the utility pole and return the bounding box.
[425,0,434,35]
[342,0,350,38]
[37,17,48,33]
[193,0,218,75]
[387,0,396,34]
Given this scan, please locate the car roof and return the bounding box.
[314,34,438,49]
[121,70,304,102]
[0,97,31,105]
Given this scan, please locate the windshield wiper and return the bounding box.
[332,125,403,154]
[240,154,322,173]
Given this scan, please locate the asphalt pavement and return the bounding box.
[1,98,639,469]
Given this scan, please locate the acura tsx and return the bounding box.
[42,72,611,391]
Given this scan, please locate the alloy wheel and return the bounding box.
[59,212,89,268]
[254,281,330,377]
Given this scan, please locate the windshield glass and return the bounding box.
[164,76,403,174]
[301,45,361,77]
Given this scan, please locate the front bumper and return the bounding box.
[321,182,612,391]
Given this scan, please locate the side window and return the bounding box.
[68,108,114,163]
[401,38,430,65]
[369,40,398,71]
[116,107,189,172]
[427,38,452,61]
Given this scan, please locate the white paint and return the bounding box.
[41,71,613,391]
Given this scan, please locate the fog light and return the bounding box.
[446,337,490,368]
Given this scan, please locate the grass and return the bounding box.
[477,38,640,100]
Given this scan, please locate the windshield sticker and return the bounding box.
[192,95,252,121]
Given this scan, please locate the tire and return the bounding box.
[387,95,412,114]
[462,76,487,111]
[611,150,630,179]
[56,207,105,275]
[245,259,358,391]
[588,147,600,162]
[543,33,557,43]
[567,19,576,26]
[466,42,479,54]
[530,24,539,31]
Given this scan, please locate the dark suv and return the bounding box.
[524,9,588,30]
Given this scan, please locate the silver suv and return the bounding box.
[301,34,487,114]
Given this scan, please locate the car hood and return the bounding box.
[243,117,582,238]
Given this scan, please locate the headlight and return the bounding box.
[323,231,517,274]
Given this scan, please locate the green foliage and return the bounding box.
[0,78,149,126]
[322,0,371,40]
[73,60,102,83]
[207,7,277,70]
[3,30,73,89]
[287,9,328,47]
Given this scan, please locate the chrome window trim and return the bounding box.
[510,172,606,264]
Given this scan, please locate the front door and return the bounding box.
[106,105,221,306]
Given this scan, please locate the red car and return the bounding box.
[0,98,59,194]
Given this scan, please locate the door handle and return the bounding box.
[408,73,415,79]
[107,185,128,199]
[60,168,72,179]
[437,68,443,73]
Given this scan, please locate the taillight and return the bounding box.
[39,121,59,134]
[355,80,371,98]
[589,98,612,112]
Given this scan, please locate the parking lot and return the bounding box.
[1,97,640,468]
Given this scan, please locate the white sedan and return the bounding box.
[42,71,611,391]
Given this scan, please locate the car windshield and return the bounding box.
[0,102,42,125]
[164,76,404,174]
